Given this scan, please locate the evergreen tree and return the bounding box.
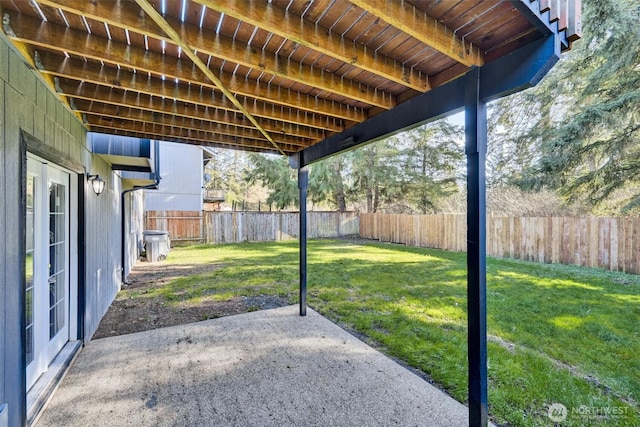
[517,0,640,213]
[307,157,348,211]
[244,153,298,210]
[487,90,541,187]
[244,152,351,211]
[349,138,402,213]
[400,120,464,214]
[204,149,252,206]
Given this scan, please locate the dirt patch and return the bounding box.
[92,261,289,339]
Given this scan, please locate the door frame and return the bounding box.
[20,130,86,414]
[25,155,79,389]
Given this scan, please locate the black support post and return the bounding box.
[465,67,488,427]
[298,165,309,316]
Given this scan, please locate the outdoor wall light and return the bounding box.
[87,174,106,195]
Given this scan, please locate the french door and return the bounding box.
[25,157,71,390]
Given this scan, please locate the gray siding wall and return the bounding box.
[124,190,144,280]
[0,36,123,426]
[145,141,203,211]
[0,33,7,427]
[83,166,123,340]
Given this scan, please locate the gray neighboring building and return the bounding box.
[144,141,214,212]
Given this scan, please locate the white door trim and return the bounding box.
[26,154,79,391]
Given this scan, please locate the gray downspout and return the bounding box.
[121,139,160,283]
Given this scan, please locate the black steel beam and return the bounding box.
[298,163,309,317]
[479,35,559,103]
[296,36,559,167]
[465,67,488,427]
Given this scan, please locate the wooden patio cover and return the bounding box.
[1,0,579,157]
[1,1,580,427]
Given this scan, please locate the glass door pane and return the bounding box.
[25,175,35,364]
[26,158,72,391]
[48,182,66,339]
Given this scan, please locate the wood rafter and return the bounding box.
[5,11,364,123]
[0,15,81,121]
[36,0,395,109]
[50,69,342,134]
[90,125,280,154]
[66,90,324,141]
[194,0,430,92]
[349,0,484,67]
[84,113,301,154]
[0,0,577,159]
[73,99,312,147]
[133,0,285,155]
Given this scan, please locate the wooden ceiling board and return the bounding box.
[89,125,283,154]
[0,0,578,156]
[465,9,528,51]
[419,0,466,20]
[439,1,505,33]
[70,96,319,143]
[455,1,518,39]
[83,105,311,148]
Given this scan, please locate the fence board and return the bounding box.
[150,211,357,244]
[150,211,640,275]
[145,211,203,243]
[202,211,358,243]
[359,214,640,275]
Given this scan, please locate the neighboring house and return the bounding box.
[144,141,214,212]
[203,189,226,211]
[0,38,158,426]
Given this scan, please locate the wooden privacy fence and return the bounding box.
[360,214,640,275]
[145,210,204,243]
[145,210,359,244]
[204,211,359,243]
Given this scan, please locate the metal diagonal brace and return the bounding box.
[134,0,286,156]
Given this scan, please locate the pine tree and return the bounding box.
[517,0,640,213]
[244,153,298,209]
[400,120,464,214]
[349,138,403,213]
[204,149,252,206]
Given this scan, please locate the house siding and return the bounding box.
[145,141,204,212]
[82,166,124,341]
[0,36,126,426]
[0,34,7,427]
[124,190,145,278]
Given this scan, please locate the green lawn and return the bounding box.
[128,239,640,426]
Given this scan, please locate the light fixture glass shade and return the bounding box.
[91,176,105,195]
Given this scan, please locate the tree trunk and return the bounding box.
[333,161,347,212]
[373,184,380,213]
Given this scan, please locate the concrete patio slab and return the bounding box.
[35,305,469,426]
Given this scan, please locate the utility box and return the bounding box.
[143,230,170,262]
